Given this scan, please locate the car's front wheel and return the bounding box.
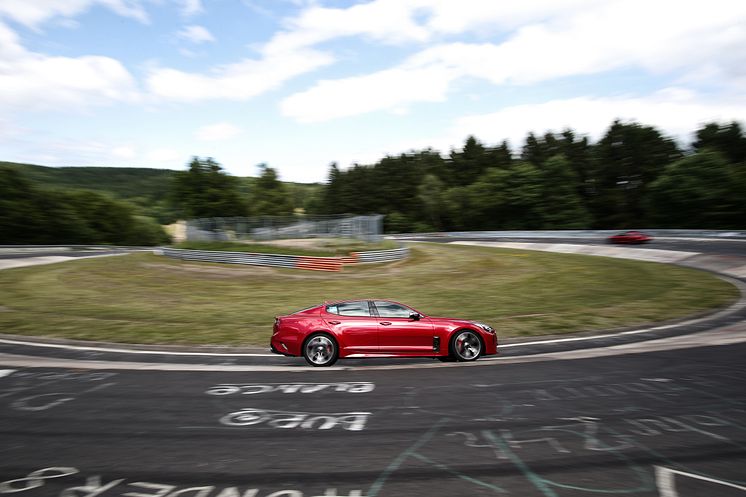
[451,330,482,362]
[303,333,339,367]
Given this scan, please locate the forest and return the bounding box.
[1,119,744,245]
[318,120,746,232]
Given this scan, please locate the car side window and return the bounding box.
[326,301,371,317]
[373,301,413,318]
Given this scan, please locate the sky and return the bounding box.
[1,0,745,183]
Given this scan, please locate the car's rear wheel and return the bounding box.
[303,333,338,367]
[451,330,482,362]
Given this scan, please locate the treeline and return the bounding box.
[319,120,746,232]
[170,158,320,219]
[2,120,744,245]
[0,166,170,245]
[1,162,179,225]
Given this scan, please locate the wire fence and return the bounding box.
[185,215,384,242]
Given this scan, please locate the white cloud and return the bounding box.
[1,133,142,167]
[146,48,333,101]
[281,65,453,122]
[445,90,746,151]
[264,0,431,55]
[145,0,430,103]
[178,0,203,17]
[0,0,149,28]
[0,23,139,111]
[195,122,242,141]
[280,0,746,122]
[177,25,215,44]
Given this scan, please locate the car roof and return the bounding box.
[324,298,401,305]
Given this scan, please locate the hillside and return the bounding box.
[1,161,324,223]
[0,161,177,200]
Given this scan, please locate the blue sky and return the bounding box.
[1,0,745,183]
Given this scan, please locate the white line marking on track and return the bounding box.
[0,339,275,357]
[655,466,746,496]
[0,369,15,378]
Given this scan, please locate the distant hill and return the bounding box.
[0,161,177,201]
[1,161,324,223]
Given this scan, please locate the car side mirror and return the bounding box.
[409,313,421,321]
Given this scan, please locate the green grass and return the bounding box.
[0,243,738,345]
[172,239,400,257]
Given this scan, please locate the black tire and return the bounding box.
[450,330,483,362]
[302,333,339,367]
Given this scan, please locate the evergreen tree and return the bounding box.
[538,155,591,228]
[321,163,344,214]
[172,157,247,219]
[486,140,513,170]
[591,120,681,227]
[693,121,746,164]
[251,164,294,216]
[449,136,490,186]
[647,150,744,228]
[417,174,445,230]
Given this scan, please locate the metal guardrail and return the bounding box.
[398,230,746,240]
[160,248,299,268]
[355,247,410,263]
[158,246,410,271]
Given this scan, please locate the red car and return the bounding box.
[270,299,498,366]
[608,231,652,244]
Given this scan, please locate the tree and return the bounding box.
[449,136,490,186]
[485,140,513,170]
[464,162,544,229]
[417,174,445,230]
[373,154,423,216]
[0,166,168,245]
[0,166,44,243]
[521,132,544,165]
[646,150,744,228]
[590,120,681,227]
[172,157,247,219]
[538,155,591,228]
[322,163,344,214]
[693,121,746,164]
[250,164,294,216]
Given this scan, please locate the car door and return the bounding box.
[372,300,435,355]
[322,301,379,355]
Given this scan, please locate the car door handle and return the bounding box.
[380,322,392,326]
[328,320,340,325]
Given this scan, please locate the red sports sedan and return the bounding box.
[608,230,652,244]
[270,299,498,366]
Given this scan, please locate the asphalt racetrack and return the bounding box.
[1,238,745,497]
[1,344,745,497]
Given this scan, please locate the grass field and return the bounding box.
[0,243,738,345]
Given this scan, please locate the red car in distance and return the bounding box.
[608,231,653,244]
[271,299,498,366]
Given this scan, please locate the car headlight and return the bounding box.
[474,322,495,333]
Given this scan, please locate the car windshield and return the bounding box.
[373,301,416,318]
